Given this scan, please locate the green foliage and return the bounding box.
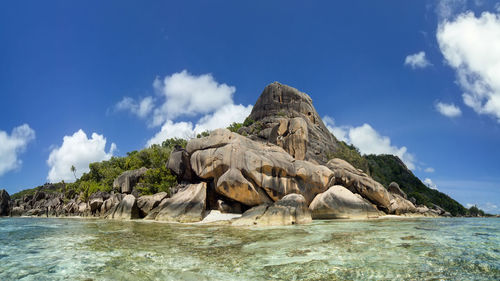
[137,166,177,195]
[327,141,370,173]
[12,138,188,202]
[11,182,66,200]
[196,131,210,138]
[243,117,254,127]
[251,121,264,134]
[277,110,287,117]
[364,154,468,216]
[466,205,485,217]
[227,122,243,133]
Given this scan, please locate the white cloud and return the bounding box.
[424,178,438,190]
[405,51,432,69]
[435,102,462,117]
[324,116,416,170]
[151,70,236,126]
[424,167,435,173]
[436,0,467,20]
[47,130,116,182]
[0,124,35,176]
[437,11,500,121]
[115,96,154,118]
[147,103,253,146]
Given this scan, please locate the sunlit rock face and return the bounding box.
[309,185,380,219]
[242,82,340,165]
[188,129,334,207]
[326,158,391,210]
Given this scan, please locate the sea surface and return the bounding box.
[0,217,499,281]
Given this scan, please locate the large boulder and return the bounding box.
[106,194,140,220]
[10,206,24,217]
[388,194,417,215]
[243,82,340,164]
[167,146,194,182]
[326,158,391,210]
[388,182,407,199]
[113,167,148,194]
[232,193,312,226]
[188,129,333,207]
[309,185,380,219]
[152,183,207,222]
[0,189,11,216]
[137,192,169,217]
[271,117,308,160]
[89,198,104,214]
[101,193,124,214]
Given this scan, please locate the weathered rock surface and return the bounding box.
[137,192,169,217]
[10,206,24,217]
[232,193,312,226]
[0,189,11,216]
[309,185,380,219]
[272,117,308,160]
[167,146,194,182]
[188,129,333,206]
[388,193,416,215]
[388,182,407,199]
[113,167,148,194]
[152,182,207,222]
[101,193,124,214]
[106,194,140,220]
[326,158,391,210]
[243,82,340,164]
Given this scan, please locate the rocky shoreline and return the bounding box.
[1,83,456,226]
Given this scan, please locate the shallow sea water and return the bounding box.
[0,217,499,280]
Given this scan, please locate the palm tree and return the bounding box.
[71,165,77,181]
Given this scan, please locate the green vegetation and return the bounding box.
[11,182,66,200]
[12,138,187,201]
[227,122,243,133]
[227,117,256,134]
[364,154,468,216]
[327,141,370,172]
[196,131,210,138]
[327,142,476,216]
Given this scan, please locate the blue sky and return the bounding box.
[1,0,499,213]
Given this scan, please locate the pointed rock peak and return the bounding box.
[249,82,316,122]
[242,82,339,165]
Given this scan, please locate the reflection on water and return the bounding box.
[0,217,499,280]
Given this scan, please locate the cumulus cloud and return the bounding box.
[151,70,236,126]
[437,11,500,121]
[47,130,116,182]
[323,116,416,170]
[404,51,432,69]
[435,102,462,117]
[424,167,435,173]
[115,96,154,118]
[147,103,253,146]
[115,70,253,146]
[0,124,35,176]
[424,178,438,190]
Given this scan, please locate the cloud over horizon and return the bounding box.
[47,130,116,182]
[0,124,35,177]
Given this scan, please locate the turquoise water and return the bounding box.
[0,217,499,280]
